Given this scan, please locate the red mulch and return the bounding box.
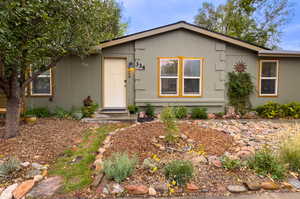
[0,118,96,164]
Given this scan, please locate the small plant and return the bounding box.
[191,107,208,119]
[256,102,283,119]
[281,102,300,119]
[145,103,155,118]
[247,147,286,180]
[215,112,225,118]
[0,157,21,179]
[103,152,137,183]
[221,156,242,170]
[172,106,188,119]
[53,107,71,118]
[164,160,194,186]
[81,103,99,118]
[128,104,139,114]
[280,133,300,172]
[161,107,179,143]
[23,107,51,118]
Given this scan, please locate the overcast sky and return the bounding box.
[117,0,300,50]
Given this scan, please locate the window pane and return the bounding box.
[184,60,200,77]
[160,59,178,76]
[161,78,177,94]
[32,77,51,94]
[262,62,277,77]
[261,79,276,94]
[184,79,200,94]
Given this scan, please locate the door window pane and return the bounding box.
[261,79,276,94]
[184,79,200,94]
[184,60,200,77]
[161,78,177,94]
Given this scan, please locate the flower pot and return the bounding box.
[25,116,37,124]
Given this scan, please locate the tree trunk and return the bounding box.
[4,75,21,139]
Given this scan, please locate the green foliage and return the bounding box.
[161,107,178,132]
[128,104,139,114]
[23,107,52,118]
[247,148,286,180]
[81,104,99,118]
[0,157,21,179]
[281,102,300,119]
[53,107,71,119]
[227,72,254,114]
[145,104,155,118]
[194,0,292,48]
[103,153,137,183]
[215,112,225,118]
[221,156,242,170]
[256,102,283,119]
[164,160,194,186]
[280,134,300,172]
[172,106,188,119]
[191,107,208,119]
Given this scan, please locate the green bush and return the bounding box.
[280,134,300,172]
[281,102,300,119]
[128,105,139,114]
[53,107,71,119]
[81,104,99,118]
[145,103,155,118]
[164,160,194,186]
[221,156,242,170]
[172,106,188,119]
[191,107,208,119]
[256,102,283,119]
[247,148,286,180]
[161,107,178,132]
[103,153,137,183]
[24,107,51,118]
[0,157,21,180]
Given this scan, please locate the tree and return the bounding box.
[194,0,293,48]
[0,0,126,138]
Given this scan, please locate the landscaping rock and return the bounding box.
[0,183,18,199]
[27,176,63,198]
[91,173,104,188]
[20,162,30,167]
[0,188,4,195]
[148,187,156,196]
[187,139,194,144]
[288,178,300,189]
[243,182,261,191]
[180,134,188,140]
[208,113,216,119]
[13,180,35,199]
[26,169,41,179]
[155,183,168,193]
[111,183,124,194]
[192,155,208,165]
[236,150,253,160]
[227,185,247,193]
[261,182,280,190]
[186,183,199,191]
[32,163,46,170]
[208,156,222,168]
[33,175,44,182]
[125,185,148,195]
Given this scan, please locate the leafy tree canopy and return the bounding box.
[194,0,293,49]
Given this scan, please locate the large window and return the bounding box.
[30,69,52,96]
[259,60,278,96]
[158,57,203,97]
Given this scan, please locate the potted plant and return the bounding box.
[128,105,139,114]
[24,114,37,124]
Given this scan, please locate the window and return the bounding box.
[259,60,278,96]
[159,58,179,96]
[31,69,52,96]
[158,57,203,97]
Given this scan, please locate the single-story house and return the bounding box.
[1,21,300,114]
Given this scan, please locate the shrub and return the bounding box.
[247,148,286,180]
[103,153,137,183]
[24,107,51,118]
[145,104,155,118]
[221,156,242,170]
[281,102,300,119]
[256,102,283,119]
[172,106,188,119]
[191,107,208,119]
[0,157,21,179]
[280,134,300,172]
[53,107,71,119]
[161,107,178,132]
[164,160,194,186]
[128,105,139,114]
[215,112,225,118]
[81,103,99,118]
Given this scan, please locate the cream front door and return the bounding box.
[103,58,126,108]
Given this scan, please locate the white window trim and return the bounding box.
[182,58,202,96]
[30,68,53,96]
[159,58,179,96]
[259,60,279,97]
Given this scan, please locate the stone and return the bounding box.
[33,175,43,182]
[227,185,247,193]
[154,183,168,193]
[186,183,199,191]
[243,182,261,191]
[148,187,156,195]
[20,162,30,167]
[159,136,165,139]
[92,173,104,188]
[159,146,166,151]
[0,188,4,195]
[111,183,124,194]
[13,180,35,199]
[0,183,18,199]
[125,185,148,195]
[31,163,46,170]
[208,113,216,119]
[26,169,41,179]
[180,134,188,140]
[288,178,300,189]
[27,176,63,198]
[142,158,156,169]
[191,155,208,165]
[236,150,253,160]
[261,182,280,190]
[187,139,194,144]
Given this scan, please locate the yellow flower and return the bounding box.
[169,188,175,194]
[171,180,176,185]
[151,167,158,172]
[167,183,171,187]
[152,154,157,159]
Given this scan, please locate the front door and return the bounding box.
[103,58,126,108]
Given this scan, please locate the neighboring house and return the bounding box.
[2,21,300,114]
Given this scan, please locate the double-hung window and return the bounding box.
[158,57,203,97]
[30,69,52,96]
[259,60,279,96]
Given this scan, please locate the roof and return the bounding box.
[259,50,300,57]
[100,21,268,52]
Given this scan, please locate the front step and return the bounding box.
[82,109,136,123]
